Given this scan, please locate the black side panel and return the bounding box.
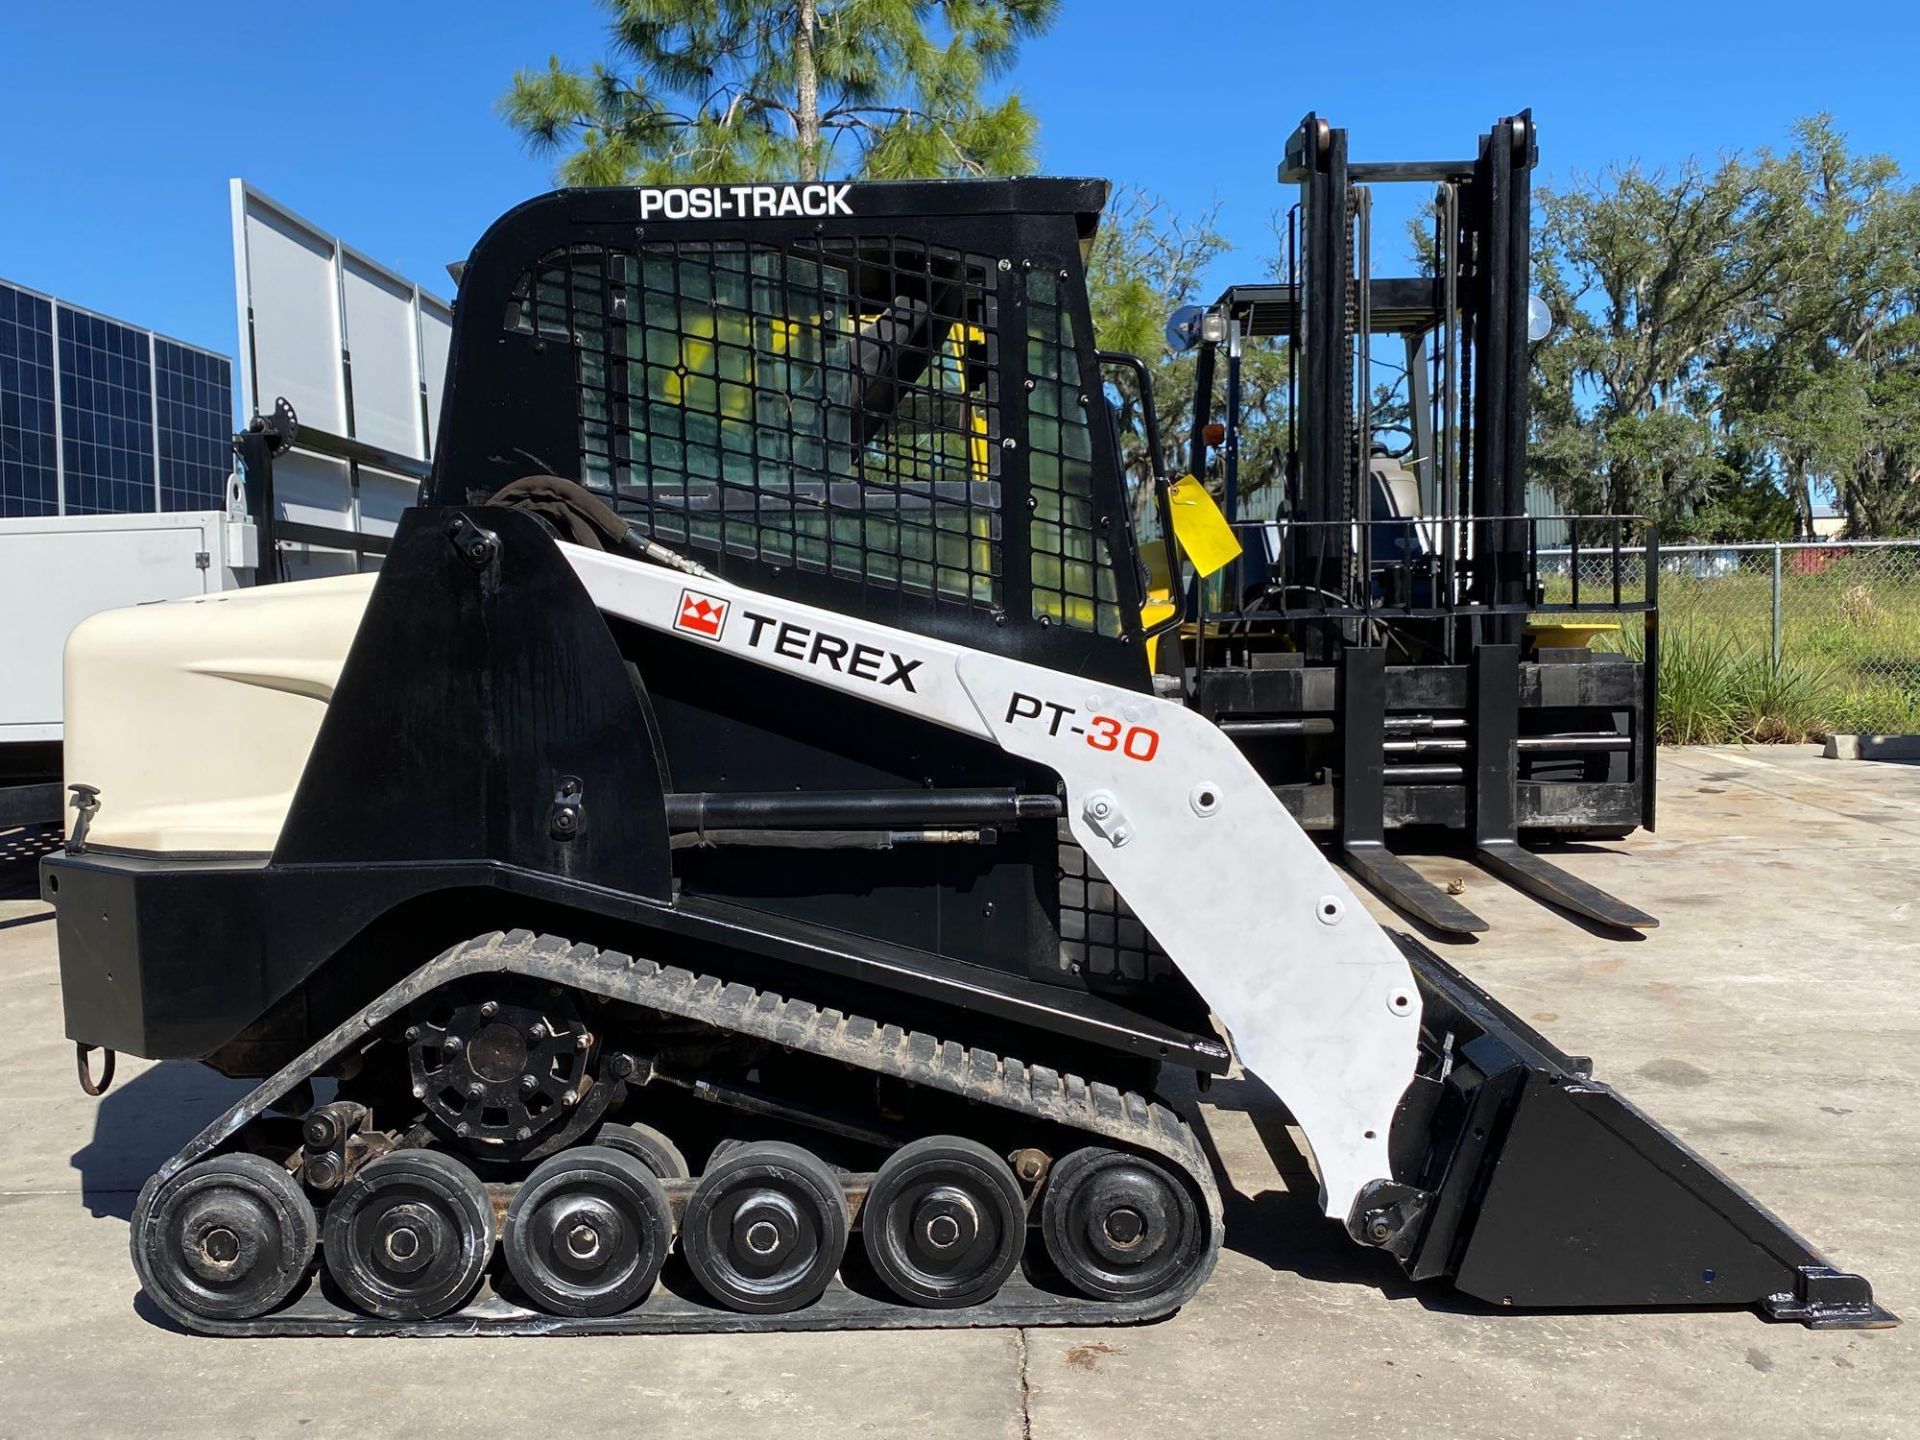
[50,856,476,1058]
[273,507,673,899]
[51,860,258,1057]
[44,851,1229,1073]
[624,621,1061,983]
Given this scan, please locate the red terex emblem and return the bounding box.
[674,589,730,640]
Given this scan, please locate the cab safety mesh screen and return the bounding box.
[1025,269,1121,637]
[506,239,1002,608]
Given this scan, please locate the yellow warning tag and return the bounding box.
[1167,475,1243,578]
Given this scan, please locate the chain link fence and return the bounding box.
[1539,539,1920,736]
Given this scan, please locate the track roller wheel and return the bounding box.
[503,1145,673,1316]
[322,1150,494,1320]
[862,1136,1025,1308]
[682,1141,847,1313]
[1041,1145,1203,1302]
[135,1152,317,1320]
[594,1121,690,1180]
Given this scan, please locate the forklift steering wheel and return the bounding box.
[1370,426,1415,460]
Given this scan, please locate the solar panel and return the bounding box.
[59,305,155,515]
[0,279,233,519]
[155,339,233,510]
[0,283,59,517]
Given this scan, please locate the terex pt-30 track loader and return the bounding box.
[44,152,1889,1334]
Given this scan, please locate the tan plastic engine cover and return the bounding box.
[63,573,375,853]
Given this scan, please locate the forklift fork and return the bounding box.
[1338,647,1488,935]
[1333,644,1655,936]
[1471,644,1656,932]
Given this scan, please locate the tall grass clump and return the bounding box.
[1730,652,1840,743]
[1610,626,1850,744]
[1650,629,1739,743]
[1610,626,1736,742]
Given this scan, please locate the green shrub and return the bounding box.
[1651,629,1740,744]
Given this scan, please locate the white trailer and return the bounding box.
[0,504,259,826]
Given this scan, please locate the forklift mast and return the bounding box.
[1179,113,1661,936]
[1194,112,1546,637]
[1284,110,1536,632]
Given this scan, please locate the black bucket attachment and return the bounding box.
[1357,937,1894,1328]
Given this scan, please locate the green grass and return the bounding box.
[1600,625,1911,745]
[1541,553,1920,741]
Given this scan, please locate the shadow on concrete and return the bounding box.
[71,1062,255,1221]
[1514,902,1653,944]
[131,1288,192,1336]
[1183,1070,1499,1317]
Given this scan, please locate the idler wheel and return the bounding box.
[1040,1146,1203,1302]
[862,1135,1025,1308]
[322,1150,494,1320]
[682,1141,847,1313]
[503,1145,673,1316]
[135,1152,317,1320]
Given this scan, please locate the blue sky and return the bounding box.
[3,0,1916,383]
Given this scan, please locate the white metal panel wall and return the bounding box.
[230,182,453,569]
[270,452,355,532]
[231,182,451,447]
[420,294,453,453]
[340,256,426,459]
[278,543,362,582]
[356,465,418,541]
[234,195,348,436]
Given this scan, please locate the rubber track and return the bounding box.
[133,929,1226,1336]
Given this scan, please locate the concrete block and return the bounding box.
[1824,733,1920,761]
